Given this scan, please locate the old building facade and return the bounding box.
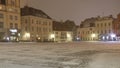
[51,21,75,42]
[113,13,120,38]
[77,15,115,41]
[77,17,97,41]
[0,0,21,41]
[21,6,53,42]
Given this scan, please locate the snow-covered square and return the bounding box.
[0,41,120,68]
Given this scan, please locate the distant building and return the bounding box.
[0,0,21,41]
[77,17,97,41]
[113,13,120,37]
[51,21,76,42]
[21,6,53,42]
[77,15,115,41]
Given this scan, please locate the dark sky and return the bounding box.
[21,0,120,25]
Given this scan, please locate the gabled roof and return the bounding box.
[21,6,52,19]
[53,21,76,31]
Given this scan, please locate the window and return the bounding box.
[49,29,51,32]
[11,0,15,6]
[10,15,13,20]
[36,20,38,24]
[25,27,27,31]
[15,16,18,20]
[104,23,106,27]
[10,23,13,28]
[39,28,41,32]
[108,23,111,26]
[25,19,27,24]
[49,22,51,26]
[101,31,103,34]
[0,22,3,28]
[15,23,18,28]
[56,32,58,34]
[101,23,103,27]
[105,30,107,34]
[98,31,99,34]
[97,24,99,27]
[0,13,3,18]
[37,27,39,32]
[61,32,67,39]
[32,27,34,31]
[39,21,41,25]
[109,30,111,33]
[32,19,34,24]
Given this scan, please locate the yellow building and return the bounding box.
[21,6,52,42]
[0,0,21,41]
[95,15,114,41]
[77,27,96,41]
[77,15,115,41]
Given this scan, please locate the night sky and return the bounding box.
[21,0,120,25]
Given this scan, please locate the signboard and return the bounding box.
[9,29,17,33]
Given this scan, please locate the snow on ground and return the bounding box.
[0,41,120,68]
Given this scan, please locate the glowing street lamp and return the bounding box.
[25,33,30,37]
[91,34,96,38]
[50,34,55,39]
[67,33,71,38]
[24,32,30,40]
[110,34,116,38]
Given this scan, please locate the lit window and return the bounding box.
[0,6,2,10]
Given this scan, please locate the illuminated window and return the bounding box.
[0,6,2,10]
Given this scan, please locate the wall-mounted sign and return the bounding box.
[10,29,17,33]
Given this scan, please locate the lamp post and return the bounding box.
[24,32,30,41]
[50,34,55,42]
[91,33,96,41]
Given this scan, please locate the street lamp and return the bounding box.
[50,34,55,39]
[110,34,116,38]
[24,32,30,40]
[91,34,96,38]
[91,33,96,41]
[50,34,55,42]
[67,33,71,38]
[110,33,116,41]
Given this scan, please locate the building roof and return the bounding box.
[80,15,114,28]
[21,6,52,19]
[0,0,6,5]
[53,21,76,31]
